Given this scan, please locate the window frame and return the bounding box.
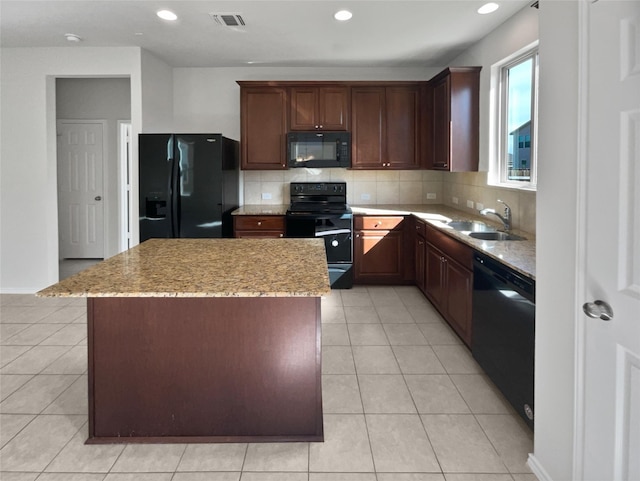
[489,42,539,191]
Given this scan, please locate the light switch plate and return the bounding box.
[476,202,484,211]
[452,197,459,205]
[361,193,371,201]
[426,193,437,200]
[467,200,475,208]
[261,193,272,200]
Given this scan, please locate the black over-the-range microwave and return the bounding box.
[287,131,351,168]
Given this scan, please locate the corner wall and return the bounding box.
[531,1,581,479]
[0,47,143,293]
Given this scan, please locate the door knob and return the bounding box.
[94,196,102,201]
[582,300,614,321]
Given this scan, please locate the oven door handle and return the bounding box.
[315,229,352,237]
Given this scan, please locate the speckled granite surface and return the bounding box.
[232,205,288,216]
[38,238,331,298]
[352,204,536,279]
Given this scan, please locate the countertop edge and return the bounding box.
[351,204,536,280]
[37,290,331,298]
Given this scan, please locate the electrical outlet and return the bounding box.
[452,196,459,205]
[426,192,436,200]
[261,193,272,200]
[476,202,484,211]
[467,200,475,209]
[361,193,371,201]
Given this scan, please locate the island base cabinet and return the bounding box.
[87,297,323,443]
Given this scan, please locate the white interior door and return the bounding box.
[581,1,640,480]
[57,121,105,259]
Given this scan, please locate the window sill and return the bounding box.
[487,181,537,193]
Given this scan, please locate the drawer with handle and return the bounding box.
[234,216,285,231]
[355,216,404,231]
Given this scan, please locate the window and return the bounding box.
[489,43,539,190]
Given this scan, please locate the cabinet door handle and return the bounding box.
[257,221,262,226]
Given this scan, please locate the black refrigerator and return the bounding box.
[139,134,239,242]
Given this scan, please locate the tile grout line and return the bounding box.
[391,286,447,477]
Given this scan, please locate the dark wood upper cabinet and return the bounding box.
[290,86,349,131]
[238,73,478,171]
[351,87,386,169]
[386,85,420,169]
[428,67,481,172]
[351,84,420,170]
[239,84,288,170]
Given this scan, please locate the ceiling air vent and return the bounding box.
[210,13,246,27]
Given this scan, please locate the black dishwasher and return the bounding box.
[472,252,535,429]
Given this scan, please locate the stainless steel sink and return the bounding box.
[446,220,496,232]
[467,231,526,241]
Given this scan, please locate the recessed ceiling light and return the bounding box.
[64,33,82,42]
[157,10,178,21]
[477,2,499,14]
[334,10,353,21]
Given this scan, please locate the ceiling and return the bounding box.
[0,0,532,68]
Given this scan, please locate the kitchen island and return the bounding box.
[38,238,331,444]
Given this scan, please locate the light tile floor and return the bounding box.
[0,286,537,481]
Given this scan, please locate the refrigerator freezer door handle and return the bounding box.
[170,157,180,237]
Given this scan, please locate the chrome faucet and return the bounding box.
[480,199,512,232]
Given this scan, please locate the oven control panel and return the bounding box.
[291,182,346,195]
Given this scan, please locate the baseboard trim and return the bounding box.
[529,453,554,481]
[0,288,39,294]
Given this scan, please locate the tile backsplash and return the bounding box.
[442,172,536,234]
[243,169,444,206]
[243,169,536,234]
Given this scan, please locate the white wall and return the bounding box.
[56,77,131,259]
[531,1,581,480]
[140,49,173,132]
[0,47,143,293]
[172,66,437,137]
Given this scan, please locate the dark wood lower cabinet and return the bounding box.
[353,215,413,284]
[354,230,404,283]
[87,296,323,443]
[425,243,446,307]
[445,258,473,344]
[234,215,285,238]
[423,229,474,346]
[415,234,426,293]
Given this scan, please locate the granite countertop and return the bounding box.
[232,205,289,216]
[38,238,331,298]
[351,204,536,280]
